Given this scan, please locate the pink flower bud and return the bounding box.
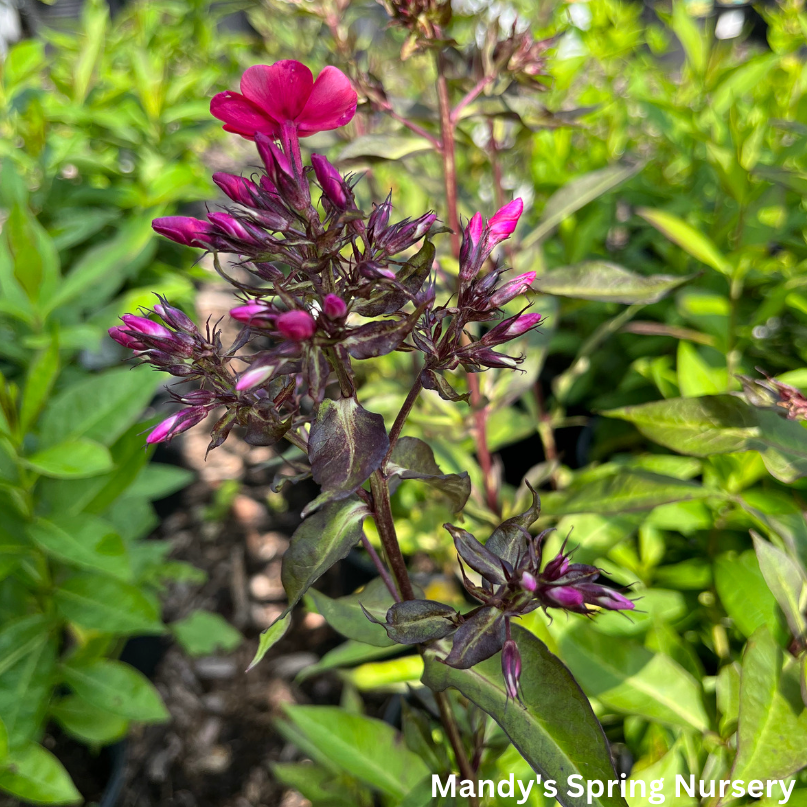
[546,586,585,609]
[580,585,635,611]
[108,326,146,351]
[146,408,207,444]
[501,639,522,701]
[312,154,348,208]
[235,363,276,391]
[488,272,536,309]
[521,571,538,592]
[152,216,216,249]
[502,313,542,338]
[208,212,256,244]
[230,301,275,325]
[323,294,347,320]
[121,314,172,340]
[212,172,259,206]
[488,198,523,246]
[467,212,484,246]
[543,552,570,581]
[276,310,316,341]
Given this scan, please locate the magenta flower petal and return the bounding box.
[210,91,278,140]
[240,61,313,124]
[297,66,358,137]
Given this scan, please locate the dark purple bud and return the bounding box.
[276,310,316,341]
[230,301,276,326]
[181,390,217,406]
[146,407,207,444]
[468,347,520,369]
[212,172,259,206]
[546,586,585,609]
[368,196,392,235]
[108,326,146,351]
[152,216,216,249]
[488,198,523,247]
[121,314,172,340]
[312,154,348,208]
[358,260,396,280]
[501,639,522,701]
[543,553,570,581]
[459,212,485,284]
[153,300,197,334]
[255,133,309,210]
[487,272,536,309]
[323,294,347,320]
[380,212,438,255]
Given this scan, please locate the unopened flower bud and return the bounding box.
[579,584,635,611]
[230,301,276,325]
[276,310,316,341]
[108,326,146,351]
[236,361,277,391]
[147,408,207,444]
[152,216,216,249]
[467,212,484,246]
[323,294,347,320]
[546,586,585,609]
[521,571,538,592]
[212,172,259,206]
[381,212,438,255]
[488,272,536,309]
[501,639,522,702]
[543,553,570,580]
[369,196,392,235]
[153,299,197,334]
[312,154,348,208]
[208,212,258,245]
[488,198,523,246]
[121,314,173,340]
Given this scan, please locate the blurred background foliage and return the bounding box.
[3,0,807,803]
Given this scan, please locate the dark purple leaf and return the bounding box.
[444,524,510,585]
[305,397,389,516]
[386,436,471,513]
[486,485,541,568]
[343,305,424,360]
[421,370,470,404]
[382,599,459,645]
[443,607,506,669]
[244,399,292,447]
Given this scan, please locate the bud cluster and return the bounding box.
[111,61,540,455]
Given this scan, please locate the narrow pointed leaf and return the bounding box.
[248,611,292,671]
[752,532,807,640]
[281,496,369,616]
[445,524,509,584]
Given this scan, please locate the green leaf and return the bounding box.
[671,0,707,73]
[306,577,395,647]
[62,659,168,722]
[44,215,155,315]
[271,761,361,807]
[39,366,162,449]
[382,600,459,646]
[715,551,789,643]
[19,338,60,434]
[0,615,52,678]
[730,626,807,783]
[4,204,59,304]
[296,641,404,682]
[24,438,114,479]
[531,262,692,305]
[170,610,242,657]
[345,654,425,690]
[752,532,807,640]
[28,516,130,580]
[338,134,433,162]
[387,436,471,513]
[423,626,626,807]
[525,164,643,247]
[542,470,710,515]
[50,695,129,745]
[248,611,292,671]
[676,342,728,397]
[0,743,81,805]
[605,395,807,484]
[54,572,164,634]
[0,719,6,763]
[281,496,369,617]
[0,628,57,746]
[555,622,710,731]
[717,662,741,737]
[125,463,195,501]
[637,208,731,275]
[281,705,430,799]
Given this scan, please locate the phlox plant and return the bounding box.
[110,57,635,802]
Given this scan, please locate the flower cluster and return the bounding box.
[371,490,633,702]
[739,369,807,421]
[110,59,540,450]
